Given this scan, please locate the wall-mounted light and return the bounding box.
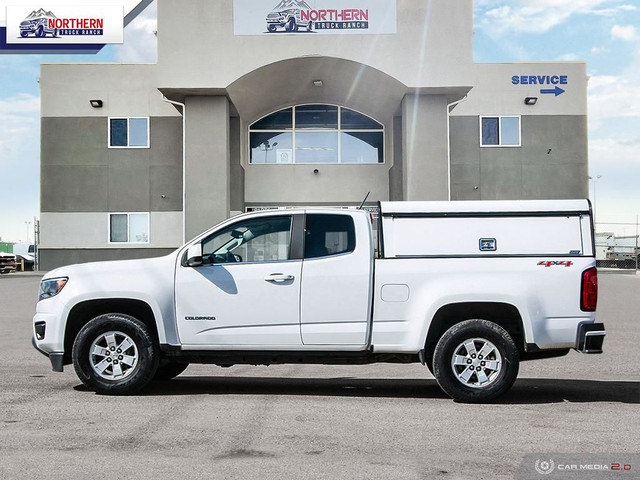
[313,80,323,87]
[524,97,538,106]
[89,99,103,108]
[313,169,319,175]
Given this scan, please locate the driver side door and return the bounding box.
[175,214,304,347]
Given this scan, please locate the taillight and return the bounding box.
[581,267,598,311]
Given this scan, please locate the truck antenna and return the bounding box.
[358,192,371,210]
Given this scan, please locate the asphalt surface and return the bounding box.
[1,273,638,480]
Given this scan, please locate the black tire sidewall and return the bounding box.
[433,319,519,403]
[72,313,159,395]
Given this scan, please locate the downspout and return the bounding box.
[446,95,468,201]
[161,94,186,244]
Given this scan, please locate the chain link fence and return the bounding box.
[595,221,639,271]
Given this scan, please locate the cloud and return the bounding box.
[611,24,640,41]
[476,0,634,35]
[590,136,640,164]
[556,53,580,61]
[588,74,640,129]
[113,1,157,63]
[0,93,40,159]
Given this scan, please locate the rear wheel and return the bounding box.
[433,319,519,403]
[72,313,159,395]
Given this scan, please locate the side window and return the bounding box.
[201,216,292,264]
[305,214,355,259]
[109,117,149,148]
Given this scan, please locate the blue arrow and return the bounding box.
[540,86,565,96]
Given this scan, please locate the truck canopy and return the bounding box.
[379,200,593,258]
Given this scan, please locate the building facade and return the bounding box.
[39,0,588,269]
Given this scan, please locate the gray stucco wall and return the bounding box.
[41,116,183,212]
[39,248,176,271]
[157,0,474,90]
[450,115,588,200]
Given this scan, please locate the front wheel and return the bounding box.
[285,17,297,32]
[72,313,159,395]
[432,319,519,403]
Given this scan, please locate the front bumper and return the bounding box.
[31,336,64,372]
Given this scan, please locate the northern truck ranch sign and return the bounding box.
[233,0,397,35]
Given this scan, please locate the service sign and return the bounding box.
[234,0,397,35]
[5,5,123,44]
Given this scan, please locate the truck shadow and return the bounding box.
[119,377,639,404]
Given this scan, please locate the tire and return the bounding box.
[72,313,159,395]
[425,357,434,376]
[307,21,313,31]
[36,25,44,37]
[432,319,519,403]
[153,360,189,381]
[285,17,297,32]
[20,31,28,37]
[268,24,277,33]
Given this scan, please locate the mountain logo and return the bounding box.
[266,0,314,33]
[19,8,58,38]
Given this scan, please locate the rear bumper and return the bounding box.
[576,322,606,354]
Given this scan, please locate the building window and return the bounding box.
[109,213,149,243]
[249,105,384,164]
[109,117,149,148]
[480,116,521,147]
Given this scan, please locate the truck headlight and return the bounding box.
[38,277,68,301]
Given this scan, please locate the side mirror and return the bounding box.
[186,243,203,267]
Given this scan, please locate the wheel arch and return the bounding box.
[424,302,525,363]
[64,298,160,364]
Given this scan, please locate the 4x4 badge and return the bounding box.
[538,261,573,268]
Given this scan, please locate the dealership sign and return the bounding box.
[234,0,397,35]
[5,5,122,44]
[1,1,152,53]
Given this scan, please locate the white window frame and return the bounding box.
[108,117,150,149]
[248,104,385,165]
[479,115,521,148]
[108,212,150,244]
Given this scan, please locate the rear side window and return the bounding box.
[305,214,355,259]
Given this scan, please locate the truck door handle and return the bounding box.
[264,273,294,283]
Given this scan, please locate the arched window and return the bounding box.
[249,105,384,164]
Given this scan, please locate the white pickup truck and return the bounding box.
[33,200,605,402]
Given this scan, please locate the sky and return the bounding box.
[0,0,639,242]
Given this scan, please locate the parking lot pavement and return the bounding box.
[1,274,638,480]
